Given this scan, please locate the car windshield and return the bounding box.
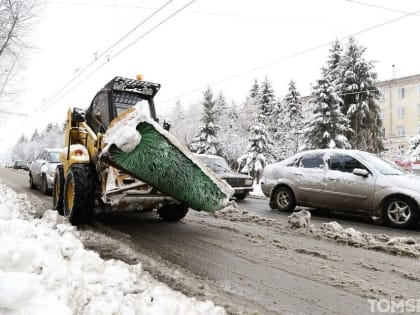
[198,156,231,172]
[357,152,407,175]
[48,152,61,163]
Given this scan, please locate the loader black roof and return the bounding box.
[85,76,160,134]
[105,76,161,99]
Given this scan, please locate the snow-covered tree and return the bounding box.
[238,114,273,183]
[189,88,220,155]
[282,80,304,154]
[217,101,245,169]
[10,122,64,162]
[325,39,342,84]
[258,77,276,125]
[304,75,352,149]
[271,100,289,160]
[338,37,383,152]
[1,0,41,101]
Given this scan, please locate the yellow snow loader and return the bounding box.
[53,76,233,226]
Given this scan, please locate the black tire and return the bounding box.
[158,204,189,222]
[270,186,296,212]
[234,193,248,201]
[29,173,36,189]
[63,164,96,226]
[53,165,65,215]
[41,175,50,195]
[383,196,419,229]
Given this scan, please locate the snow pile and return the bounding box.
[212,202,277,227]
[213,204,420,259]
[0,182,225,315]
[287,210,311,229]
[103,107,147,153]
[307,221,420,258]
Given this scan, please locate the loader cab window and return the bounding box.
[88,92,110,133]
[113,91,148,117]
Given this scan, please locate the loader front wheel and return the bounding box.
[53,165,65,215]
[63,164,96,226]
[158,204,189,222]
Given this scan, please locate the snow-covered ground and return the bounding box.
[0,181,225,315]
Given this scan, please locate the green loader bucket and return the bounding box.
[101,110,233,212]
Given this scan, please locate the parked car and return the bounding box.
[196,154,254,200]
[261,149,420,228]
[13,160,28,170]
[29,149,61,195]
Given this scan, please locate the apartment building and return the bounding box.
[377,73,420,154]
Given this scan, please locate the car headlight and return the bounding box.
[50,171,55,178]
[245,179,253,186]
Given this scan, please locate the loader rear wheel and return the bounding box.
[63,164,96,226]
[53,165,65,215]
[158,204,189,222]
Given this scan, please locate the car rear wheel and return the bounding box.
[29,173,36,189]
[41,175,50,195]
[270,186,296,212]
[53,166,65,215]
[383,196,419,228]
[158,204,189,221]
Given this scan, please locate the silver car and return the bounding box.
[261,149,420,228]
[29,149,61,195]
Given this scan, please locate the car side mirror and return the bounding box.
[353,168,369,177]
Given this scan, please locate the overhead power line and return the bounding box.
[0,110,28,116]
[29,0,174,120]
[159,7,420,105]
[47,1,350,26]
[344,0,419,16]
[28,0,198,122]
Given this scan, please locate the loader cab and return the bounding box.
[86,76,161,134]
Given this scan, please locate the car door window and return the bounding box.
[329,154,367,173]
[299,153,325,169]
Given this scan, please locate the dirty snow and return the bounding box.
[0,181,225,315]
[214,207,420,259]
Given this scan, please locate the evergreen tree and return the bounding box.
[169,100,186,141]
[189,88,220,155]
[217,101,245,169]
[325,39,342,84]
[304,76,352,149]
[271,100,288,160]
[282,80,304,154]
[31,128,40,141]
[238,114,273,182]
[258,76,275,124]
[338,37,383,152]
[249,79,259,98]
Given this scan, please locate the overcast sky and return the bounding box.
[1,0,420,155]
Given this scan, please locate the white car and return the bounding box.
[29,149,61,195]
[261,149,420,228]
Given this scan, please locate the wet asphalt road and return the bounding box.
[1,167,420,315]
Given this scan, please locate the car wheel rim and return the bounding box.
[65,178,74,217]
[387,200,411,224]
[277,191,290,208]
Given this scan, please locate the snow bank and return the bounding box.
[0,182,225,315]
[213,206,420,259]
